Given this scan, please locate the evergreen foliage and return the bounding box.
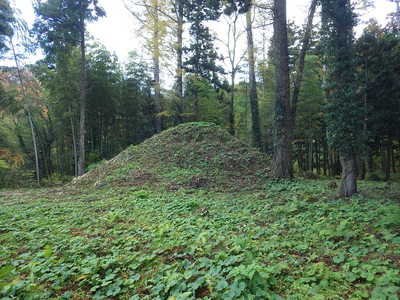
[0,0,14,54]
[320,0,364,158]
[33,0,105,58]
[183,0,225,88]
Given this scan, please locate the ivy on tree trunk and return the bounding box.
[321,0,364,197]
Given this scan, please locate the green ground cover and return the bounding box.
[0,180,399,299]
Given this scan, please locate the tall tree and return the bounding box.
[122,52,155,144]
[183,0,225,121]
[321,0,364,196]
[291,0,318,121]
[1,2,42,185]
[125,0,169,133]
[32,51,81,176]
[272,0,292,178]
[219,12,245,134]
[171,0,185,124]
[9,40,41,186]
[390,0,400,37]
[34,0,105,176]
[246,8,262,148]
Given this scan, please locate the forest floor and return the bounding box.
[0,179,399,299]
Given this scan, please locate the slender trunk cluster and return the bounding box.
[225,13,243,136]
[10,38,40,186]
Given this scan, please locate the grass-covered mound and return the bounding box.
[75,122,269,190]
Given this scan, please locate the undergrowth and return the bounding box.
[0,180,399,299]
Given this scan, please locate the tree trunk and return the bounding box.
[355,154,365,179]
[36,129,49,178]
[395,0,400,38]
[100,117,104,156]
[360,159,366,180]
[392,139,396,173]
[297,142,302,171]
[229,72,235,135]
[246,9,262,149]
[272,0,293,179]
[194,91,199,121]
[68,104,78,176]
[77,2,86,176]
[226,12,241,136]
[367,147,374,174]
[323,142,328,176]
[385,136,392,181]
[380,137,385,171]
[176,2,184,124]
[308,135,313,171]
[153,3,162,134]
[338,154,357,197]
[316,139,320,174]
[291,0,318,121]
[27,108,40,185]
[10,37,40,186]
[335,150,341,176]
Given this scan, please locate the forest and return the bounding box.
[0,0,398,193]
[0,0,400,299]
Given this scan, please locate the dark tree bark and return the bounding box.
[308,135,313,171]
[367,147,374,174]
[323,142,328,176]
[272,0,293,179]
[392,139,396,173]
[246,9,262,149]
[385,136,392,181]
[77,0,87,176]
[355,154,365,179]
